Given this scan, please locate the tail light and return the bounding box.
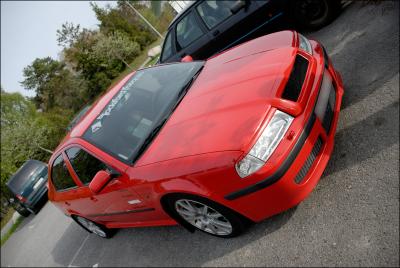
[16,194,27,203]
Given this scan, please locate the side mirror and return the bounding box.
[89,170,112,194]
[181,55,193,62]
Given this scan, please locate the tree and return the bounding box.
[91,2,156,49]
[93,31,140,70]
[21,57,86,111]
[56,22,81,48]
[1,92,71,203]
[119,1,176,35]
[21,57,64,110]
[0,91,36,127]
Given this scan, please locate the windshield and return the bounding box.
[83,62,204,164]
[7,161,47,197]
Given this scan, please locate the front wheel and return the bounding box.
[292,0,341,30]
[72,215,116,238]
[166,194,250,238]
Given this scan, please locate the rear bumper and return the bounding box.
[223,44,344,222]
[26,186,48,211]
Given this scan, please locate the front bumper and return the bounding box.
[221,43,344,222]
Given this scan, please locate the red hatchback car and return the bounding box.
[48,31,344,238]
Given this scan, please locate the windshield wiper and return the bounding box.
[176,66,204,100]
[131,66,204,164]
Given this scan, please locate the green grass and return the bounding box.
[145,54,160,67]
[1,208,15,229]
[1,215,23,247]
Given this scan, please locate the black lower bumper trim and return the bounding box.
[322,45,329,68]
[225,113,316,201]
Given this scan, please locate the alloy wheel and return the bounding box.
[76,216,107,238]
[297,0,329,25]
[175,199,233,236]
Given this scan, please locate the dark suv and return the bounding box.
[6,160,48,216]
[159,0,341,63]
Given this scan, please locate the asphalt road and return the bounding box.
[1,1,399,267]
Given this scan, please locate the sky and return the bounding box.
[1,1,116,97]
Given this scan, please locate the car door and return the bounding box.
[49,154,81,214]
[194,0,256,55]
[195,0,284,55]
[173,10,214,61]
[62,145,149,223]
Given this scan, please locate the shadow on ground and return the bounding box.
[51,207,297,267]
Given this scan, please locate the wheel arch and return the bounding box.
[159,191,254,234]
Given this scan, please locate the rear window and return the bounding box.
[82,62,204,164]
[51,155,76,191]
[6,160,46,195]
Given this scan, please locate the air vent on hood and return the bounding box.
[281,55,309,102]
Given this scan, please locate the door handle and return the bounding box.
[90,197,98,202]
[213,30,220,37]
[65,201,71,206]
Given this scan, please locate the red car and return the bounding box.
[48,31,344,238]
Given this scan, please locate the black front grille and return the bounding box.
[294,137,323,184]
[322,86,336,133]
[281,55,309,102]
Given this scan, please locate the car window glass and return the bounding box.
[196,1,235,29]
[82,62,204,164]
[66,147,109,185]
[161,31,173,62]
[67,105,92,131]
[51,155,76,191]
[176,12,204,49]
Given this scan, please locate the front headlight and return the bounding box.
[298,33,313,55]
[236,110,294,178]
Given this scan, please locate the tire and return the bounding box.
[291,0,341,30]
[164,194,250,238]
[13,202,31,217]
[72,215,116,238]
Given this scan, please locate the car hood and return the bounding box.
[136,31,297,166]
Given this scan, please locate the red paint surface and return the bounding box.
[48,31,344,229]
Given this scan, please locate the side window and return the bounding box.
[161,31,173,62]
[176,12,204,49]
[52,155,76,191]
[196,1,235,29]
[66,147,108,185]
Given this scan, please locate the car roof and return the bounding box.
[168,1,198,29]
[6,160,47,194]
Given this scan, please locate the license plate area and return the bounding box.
[33,177,45,190]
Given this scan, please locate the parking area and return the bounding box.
[1,1,399,267]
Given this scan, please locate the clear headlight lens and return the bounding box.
[235,110,294,178]
[298,33,313,55]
